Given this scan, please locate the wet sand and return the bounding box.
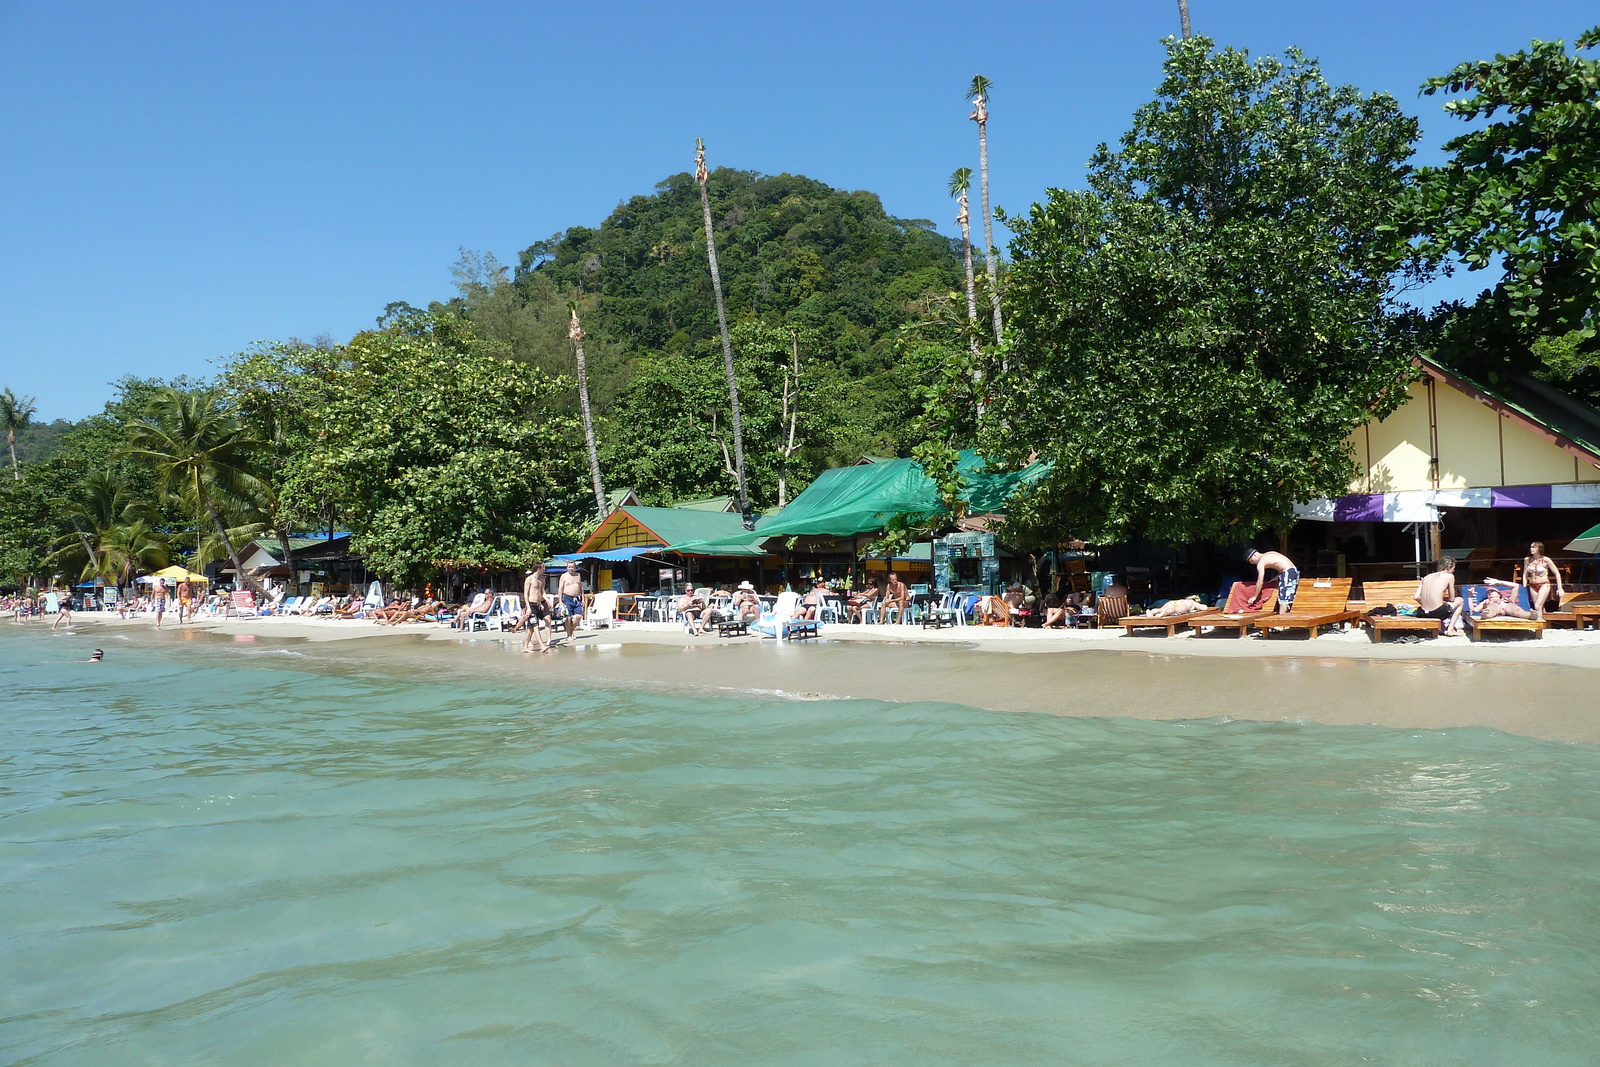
[53,613,1600,745]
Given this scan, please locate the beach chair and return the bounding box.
[483,593,523,631]
[1190,586,1280,637]
[1091,594,1129,628]
[1357,579,1451,642]
[1119,598,1220,636]
[1253,578,1356,639]
[1461,585,1546,641]
[751,591,817,640]
[1542,590,1600,629]
[586,590,620,629]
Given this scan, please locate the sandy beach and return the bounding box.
[45,611,1600,746]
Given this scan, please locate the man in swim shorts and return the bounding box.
[521,565,552,653]
[1247,549,1299,613]
[1414,557,1465,637]
[151,578,168,629]
[558,562,586,643]
[177,578,195,624]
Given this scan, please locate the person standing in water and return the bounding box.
[1521,541,1564,619]
[1246,548,1299,614]
[521,565,552,654]
[558,562,586,645]
[151,577,169,629]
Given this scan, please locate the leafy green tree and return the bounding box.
[125,387,268,590]
[1411,27,1600,389]
[969,36,1425,545]
[2,389,36,480]
[273,313,587,586]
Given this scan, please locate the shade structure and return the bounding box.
[149,565,209,582]
[1566,523,1600,555]
[550,546,664,563]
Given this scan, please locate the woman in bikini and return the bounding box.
[1521,541,1564,620]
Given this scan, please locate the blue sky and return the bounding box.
[2,0,1594,420]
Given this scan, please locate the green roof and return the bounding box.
[666,451,1050,551]
[617,506,771,557]
[672,494,737,511]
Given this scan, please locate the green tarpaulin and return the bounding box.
[667,452,1049,551]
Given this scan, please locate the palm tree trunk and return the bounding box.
[976,110,1003,347]
[205,496,260,595]
[696,141,751,527]
[777,330,802,508]
[956,193,981,361]
[69,516,99,573]
[7,430,17,480]
[568,306,608,523]
[1178,0,1192,38]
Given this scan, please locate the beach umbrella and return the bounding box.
[151,565,210,582]
[1565,523,1600,555]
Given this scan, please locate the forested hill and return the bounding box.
[441,168,968,505]
[524,169,962,377]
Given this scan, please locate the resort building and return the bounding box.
[1292,358,1600,585]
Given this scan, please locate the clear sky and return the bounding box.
[2,0,1594,420]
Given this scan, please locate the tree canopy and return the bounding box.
[959,36,1427,545]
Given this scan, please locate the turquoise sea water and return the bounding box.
[3,629,1599,1065]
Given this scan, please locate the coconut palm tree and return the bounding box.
[949,168,982,362]
[125,387,267,594]
[967,76,1003,346]
[568,303,608,523]
[2,388,36,480]
[695,139,753,529]
[1178,0,1193,38]
[99,518,170,593]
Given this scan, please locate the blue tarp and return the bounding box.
[550,546,664,563]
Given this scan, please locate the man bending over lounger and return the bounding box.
[1247,549,1299,613]
[558,563,586,643]
[1415,557,1466,636]
[522,566,552,653]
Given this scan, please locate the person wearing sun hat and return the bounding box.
[732,581,761,622]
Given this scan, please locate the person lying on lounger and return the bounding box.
[1477,579,1537,620]
[1147,597,1208,618]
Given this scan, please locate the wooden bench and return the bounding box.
[787,620,819,641]
[1573,603,1600,631]
[1356,579,1450,642]
[1254,577,1357,639]
[716,619,751,637]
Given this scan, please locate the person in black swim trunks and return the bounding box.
[521,566,552,653]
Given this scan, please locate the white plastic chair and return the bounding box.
[588,590,620,628]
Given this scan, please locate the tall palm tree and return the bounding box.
[568,303,608,523]
[967,76,1003,346]
[695,139,753,529]
[1178,0,1192,38]
[948,168,982,362]
[125,387,267,594]
[2,388,37,480]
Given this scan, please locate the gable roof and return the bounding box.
[1422,357,1600,465]
[578,505,771,557]
[672,494,739,512]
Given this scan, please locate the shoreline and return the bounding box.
[33,611,1600,746]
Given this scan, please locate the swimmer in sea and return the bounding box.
[86,649,104,662]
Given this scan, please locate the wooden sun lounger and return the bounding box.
[1253,577,1357,639]
[1356,579,1450,642]
[1572,603,1600,631]
[1190,585,1279,637]
[1467,615,1546,640]
[1120,608,1219,636]
[1543,591,1600,629]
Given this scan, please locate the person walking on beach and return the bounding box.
[1247,549,1299,613]
[1415,557,1465,637]
[51,592,73,631]
[521,565,552,654]
[151,577,169,629]
[558,562,586,644]
[177,578,195,624]
[1522,541,1564,620]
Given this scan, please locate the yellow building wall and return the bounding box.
[1351,378,1600,492]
